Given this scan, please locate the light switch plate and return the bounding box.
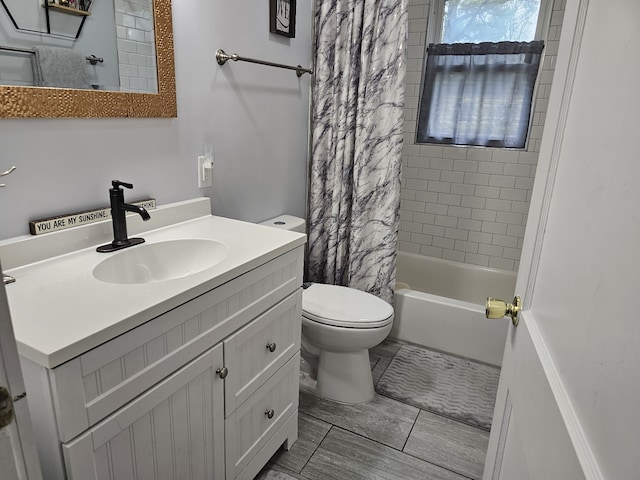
[198,155,212,188]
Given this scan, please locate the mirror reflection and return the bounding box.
[0,0,157,92]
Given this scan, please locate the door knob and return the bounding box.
[486,296,521,326]
[216,367,228,379]
[266,342,277,353]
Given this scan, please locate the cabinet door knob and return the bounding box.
[216,367,228,379]
[265,409,275,419]
[266,342,277,353]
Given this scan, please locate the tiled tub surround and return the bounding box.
[258,340,493,480]
[400,0,566,270]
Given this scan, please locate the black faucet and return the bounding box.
[97,180,151,253]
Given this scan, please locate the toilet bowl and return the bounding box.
[302,283,394,403]
[260,215,395,404]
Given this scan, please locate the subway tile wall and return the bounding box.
[400,0,565,271]
[115,0,157,93]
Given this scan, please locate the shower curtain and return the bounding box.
[307,0,408,303]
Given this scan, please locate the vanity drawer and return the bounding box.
[225,353,300,480]
[47,247,303,442]
[224,289,301,415]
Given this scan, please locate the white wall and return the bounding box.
[399,0,565,271]
[0,1,312,240]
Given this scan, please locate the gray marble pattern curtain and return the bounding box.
[307,0,407,302]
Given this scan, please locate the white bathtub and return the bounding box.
[391,252,516,366]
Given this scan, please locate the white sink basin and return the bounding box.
[93,239,229,285]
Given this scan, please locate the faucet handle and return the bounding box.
[111,180,133,190]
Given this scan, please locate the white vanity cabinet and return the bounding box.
[20,246,304,480]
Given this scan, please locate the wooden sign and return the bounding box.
[29,199,156,235]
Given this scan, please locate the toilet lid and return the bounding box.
[302,284,394,328]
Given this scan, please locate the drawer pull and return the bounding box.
[266,342,277,353]
[216,367,229,379]
[265,408,275,419]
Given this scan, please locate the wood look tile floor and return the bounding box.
[256,340,492,480]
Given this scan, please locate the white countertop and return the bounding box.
[3,201,305,368]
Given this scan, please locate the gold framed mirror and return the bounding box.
[0,0,176,118]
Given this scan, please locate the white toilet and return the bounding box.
[260,215,395,404]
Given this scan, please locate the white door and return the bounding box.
[484,0,640,479]
[0,263,42,480]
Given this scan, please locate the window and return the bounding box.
[441,0,542,43]
[416,0,546,148]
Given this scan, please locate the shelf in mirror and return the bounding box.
[45,3,91,16]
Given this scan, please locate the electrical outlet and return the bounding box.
[198,155,213,188]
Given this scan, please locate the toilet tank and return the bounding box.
[260,215,306,233]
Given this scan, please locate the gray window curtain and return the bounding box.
[417,41,544,148]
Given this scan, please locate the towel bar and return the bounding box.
[216,49,312,77]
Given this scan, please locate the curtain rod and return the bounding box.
[216,49,313,77]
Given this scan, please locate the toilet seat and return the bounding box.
[302,283,394,329]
